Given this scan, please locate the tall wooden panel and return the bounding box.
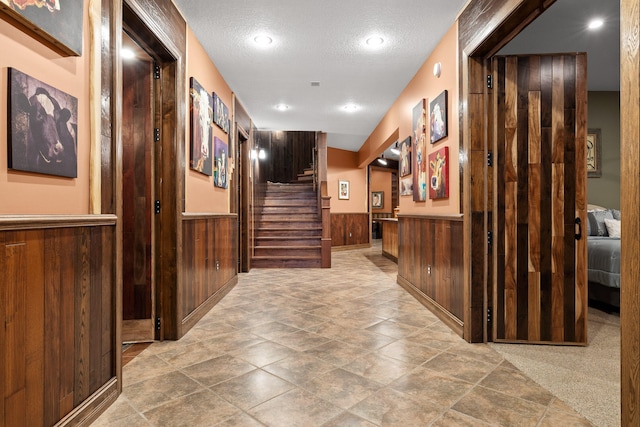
[254,131,316,183]
[330,213,369,247]
[493,54,587,345]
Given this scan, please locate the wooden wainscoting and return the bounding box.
[0,215,118,427]
[330,213,370,247]
[397,215,464,336]
[181,214,238,336]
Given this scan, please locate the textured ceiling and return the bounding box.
[173,0,620,155]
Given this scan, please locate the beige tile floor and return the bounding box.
[92,244,594,427]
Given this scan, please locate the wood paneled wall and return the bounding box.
[331,213,369,247]
[0,217,117,427]
[397,215,464,335]
[181,215,238,334]
[254,131,316,183]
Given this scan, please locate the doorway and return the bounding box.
[121,30,158,343]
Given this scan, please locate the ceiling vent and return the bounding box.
[310,81,320,87]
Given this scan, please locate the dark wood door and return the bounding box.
[492,54,588,344]
[121,31,156,342]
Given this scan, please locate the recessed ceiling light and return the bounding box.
[343,103,358,112]
[254,35,273,45]
[588,19,604,30]
[275,104,289,111]
[122,48,135,59]
[366,36,384,46]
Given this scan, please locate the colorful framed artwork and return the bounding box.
[428,146,449,199]
[412,99,427,201]
[338,180,349,200]
[587,128,602,178]
[400,176,413,196]
[214,136,228,188]
[372,191,383,209]
[399,136,411,177]
[430,90,448,144]
[8,68,78,178]
[189,77,213,176]
[0,0,84,56]
[213,92,230,134]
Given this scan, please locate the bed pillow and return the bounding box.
[612,209,621,221]
[604,218,621,238]
[587,209,614,236]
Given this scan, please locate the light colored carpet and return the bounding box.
[490,307,620,427]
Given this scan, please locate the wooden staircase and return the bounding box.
[253,181,322,268]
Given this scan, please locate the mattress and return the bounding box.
[587,236,621,289]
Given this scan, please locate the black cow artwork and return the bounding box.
[8,68,78,178]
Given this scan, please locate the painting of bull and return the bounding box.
[428,146,449,200]
[8,68,78,178]
[189,77,213,176]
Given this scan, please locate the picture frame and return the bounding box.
[8,68,78,178]
[430,90,448,144]
[372,191,383,209]
[214,136,228,188]
[0,0,84,56]
[400,176,413,196]
[428,146,449,199]
[189,77,213,176]
[213,92,230,134]
[338,180,350,200]
[587,128,602,178]
[399,135,412,177]
[412,99,427,201]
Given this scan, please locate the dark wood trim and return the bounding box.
[397,214,463,221]
[55,378,118,427]
[0,215,117,230]
[182,213,238,221]
[397,275,464,337]
[181,276,238,333]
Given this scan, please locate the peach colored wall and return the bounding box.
[185,28,233,213]
[370,168,393,213]
[358,23,460,215]
[0,1,91,214]
[327,147,367,213]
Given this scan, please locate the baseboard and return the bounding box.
[180,275,238,337]
[54,377,119,427]
[396,275,463,337]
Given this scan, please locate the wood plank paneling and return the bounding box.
[397,215,464,331]
[255,131,316,184]
[0,220,116,427]
[330,213,369,247]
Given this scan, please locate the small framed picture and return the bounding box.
[372,191,383,209]
[339,180,350,200]
[587,128,602,178]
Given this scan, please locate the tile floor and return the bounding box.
[92,244,593,426]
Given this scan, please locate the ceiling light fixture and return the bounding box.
[390,142,400,156]
[253,35,273,45]
[366,36,384,46]
[377,154,387,166]
[343,103,358,112]
[588,18,604,30]
[275,104,289,111]
[121,48,135,59]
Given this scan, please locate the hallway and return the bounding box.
[92,245,593,426]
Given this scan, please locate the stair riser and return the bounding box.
[256,229,321,237]
[257,222,321,228]
[259,207,318,214]
[254,247,321,257]
[258,215,319,222]
[251,258,322,268]
[255,239,321,246]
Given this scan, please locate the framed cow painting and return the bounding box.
[428,146,449,199]
[8,68,78,178]
[0,0,84,56]
[429,90,448,144]
[189,77,213,176]
[214,136,228,189]
[212,92,230,134]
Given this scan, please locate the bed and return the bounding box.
[587,206,621,309]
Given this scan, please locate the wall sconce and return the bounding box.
[433,62,442,78]
[377,154,387,166]
[258,148,266,160]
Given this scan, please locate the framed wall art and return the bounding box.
[8,68,78,178]
[372,191,383,209]
[412,99,427,201]
[400,176,413,196]
[189,77,213,176]
[214,136,228,188]
[213,92,230,134]
[587,128,602,178]
[0,0,84,56]
[428,146,449,199]
[338,180,349,200]
[399,135,411,177]
[430,90,448,144]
